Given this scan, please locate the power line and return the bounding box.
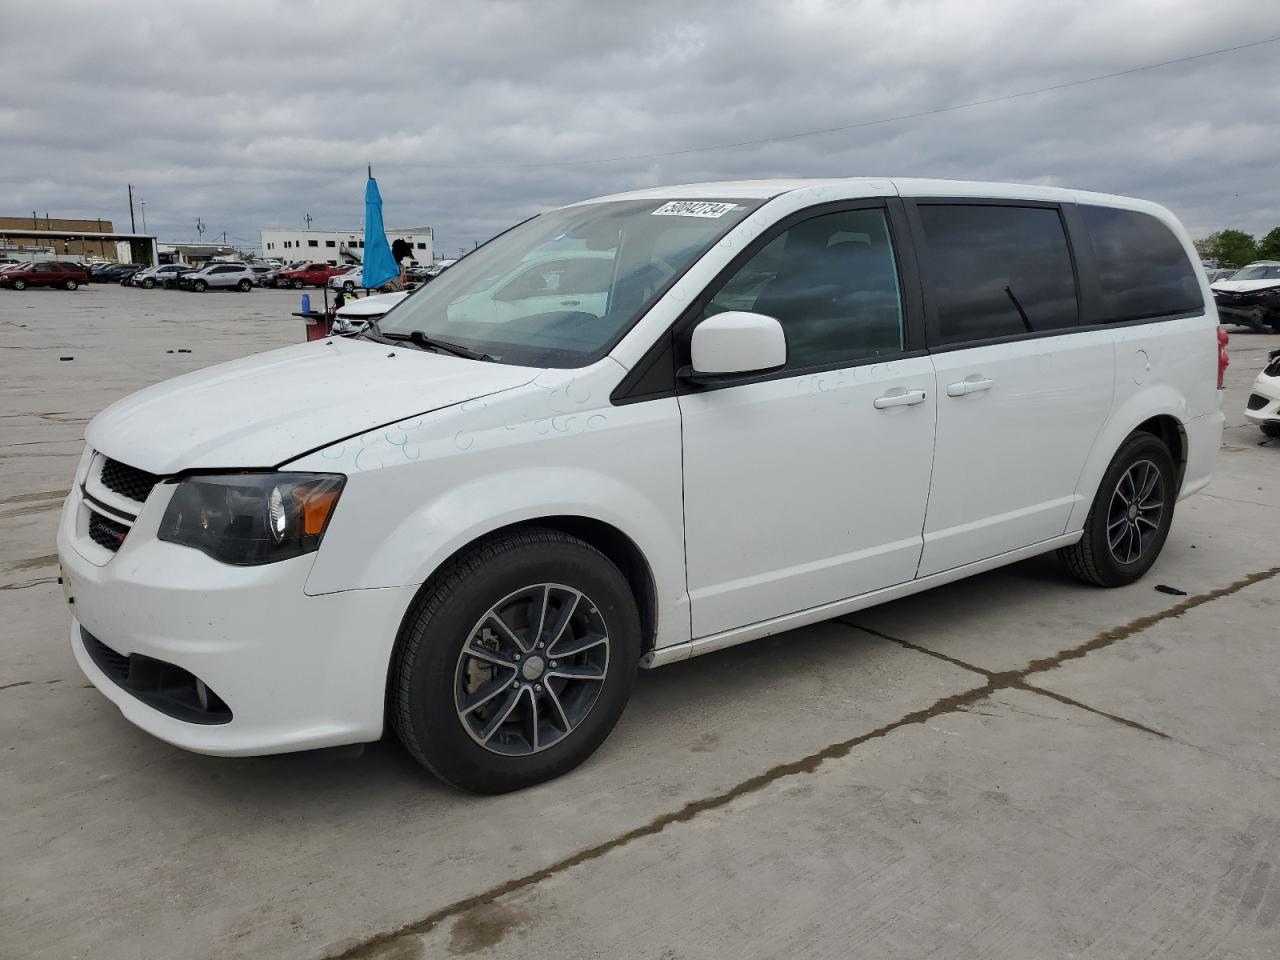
[414,33,1280,171]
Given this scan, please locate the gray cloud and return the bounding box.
[2,0,1276,254]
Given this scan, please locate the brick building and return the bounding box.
[0,215,157,265]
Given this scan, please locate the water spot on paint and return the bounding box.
[454,431,474,450]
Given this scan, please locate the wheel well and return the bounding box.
[396,516,659,657]
[516,516,659,656]
[1133,415,1187,488]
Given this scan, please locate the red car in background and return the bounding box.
[276,262,344,288]
[0,261,88,290]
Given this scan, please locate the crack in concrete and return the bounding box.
[323,564,1280,960]
[0,576,58,591]
[844,622,1172,741]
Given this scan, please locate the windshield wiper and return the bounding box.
[382,330,494,362]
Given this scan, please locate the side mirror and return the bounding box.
[682,311,787,384]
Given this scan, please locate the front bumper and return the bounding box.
[1245,373,1280,427]
[57,453,416,756]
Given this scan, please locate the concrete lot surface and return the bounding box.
[2,284,1278,959]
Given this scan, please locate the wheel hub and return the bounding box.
[520,655,546,681]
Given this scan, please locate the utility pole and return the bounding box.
[128,184,136,233]
[139,200,147,234]
[304,213,313,230]
[196,217,205,241]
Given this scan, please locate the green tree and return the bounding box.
[1256,227,1280,261]
[1198,229,1258,268]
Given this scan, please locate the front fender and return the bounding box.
[292,376,690,651]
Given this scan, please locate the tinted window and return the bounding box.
[705,208,905,370]
[1081,205,1203,322]
[918,204,1077,344]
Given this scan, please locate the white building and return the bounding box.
[259,226,433,266]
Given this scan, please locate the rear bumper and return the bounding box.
[1179,409,1224,500]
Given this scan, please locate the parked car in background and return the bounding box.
[0,261,85,290]
[331,290,410,334]
[0,256,22,268]
[278,262,343,288]
[1204,267,1235,284]
[1245,348,1280,438]
[424,258,457,279]
[1211,261,1280,332]
[328,266,365,292]
[245,265,275,286]
[131,264,195,289]
[91,263,145,283]
[59,178,1223,793]
[177,263,257,293]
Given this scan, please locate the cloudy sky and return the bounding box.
[2,0,1276,255]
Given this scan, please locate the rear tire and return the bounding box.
[63,278,78,290]
[1059,432,1177,587]
[237,279,252,292]
[390,528,640,793]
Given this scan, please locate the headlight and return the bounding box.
[158,473,345,565]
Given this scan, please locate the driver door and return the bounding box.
[678,201,938,638]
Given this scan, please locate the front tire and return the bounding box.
[1060,432,1177,587]
[192,280,207,292]
[63,278,78,290]
[12,278,27,290]
[342,281,355,293]
[142,278,155,289]
[390,528,640,793]
[1262,422,1280,439]
[291,279,304,289]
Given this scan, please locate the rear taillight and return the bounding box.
[1217,326,1230,390]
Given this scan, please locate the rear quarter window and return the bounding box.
[1080,205,1203,322]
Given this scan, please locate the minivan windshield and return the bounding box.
[375,198,762,367]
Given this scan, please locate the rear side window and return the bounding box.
[918,204,1078,344]
[1081,205,1203,321]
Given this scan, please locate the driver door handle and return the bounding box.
[946,377,994,397]
[873,389,927,409]
[561,299,580,306]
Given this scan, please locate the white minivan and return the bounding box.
[58,179,1225,792]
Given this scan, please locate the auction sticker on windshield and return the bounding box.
[652,201,738,218]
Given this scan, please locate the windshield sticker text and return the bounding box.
[651,201,737,219]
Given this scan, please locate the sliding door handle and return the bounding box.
[873,389,927,409]
[946,377,994,397]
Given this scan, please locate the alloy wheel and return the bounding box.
[1107,459,1165,564]
[454,583,610,756]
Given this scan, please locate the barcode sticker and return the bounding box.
[652,201,737,218]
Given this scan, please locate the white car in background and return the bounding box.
[331,290,409,334]
[327,266,364,292]
[1210,260,1280,332]
[177,263,257,293]
[58,178,1223,794]
[1245,348,1280,438]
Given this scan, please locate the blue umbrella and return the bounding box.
[361,167,399,291]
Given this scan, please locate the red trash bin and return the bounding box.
[294,311,331,342]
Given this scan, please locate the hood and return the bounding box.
[86,338,541,474]
[1212,279,1280,294]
